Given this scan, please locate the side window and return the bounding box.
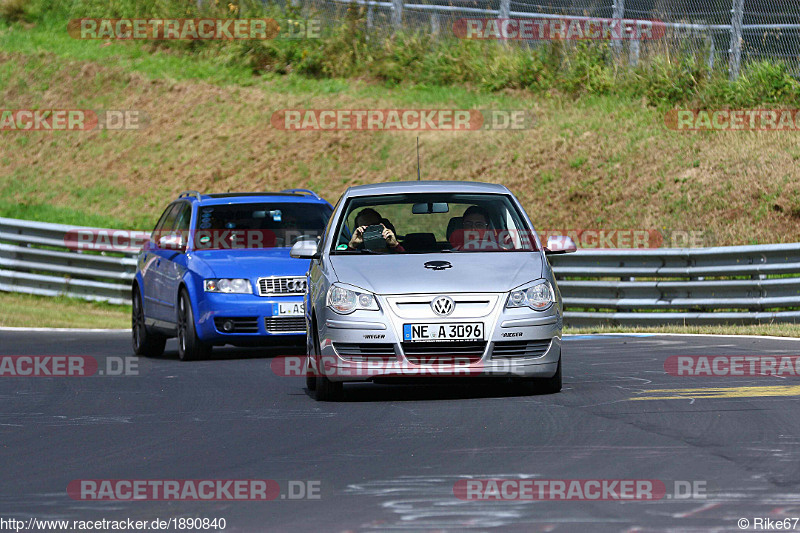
[152,203,182,245]
[174,203,192,234]
[151,204,176,238]
[162,204,182,232]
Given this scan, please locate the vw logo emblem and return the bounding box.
[431,296,455,317]
[287,279,307,292]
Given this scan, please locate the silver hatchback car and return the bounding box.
[291,181,576,401]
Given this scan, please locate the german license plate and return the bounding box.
[273,302,304,316]
[403,323,484,342]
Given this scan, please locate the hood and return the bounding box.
[191,248,309,279]
[329,252,543,295]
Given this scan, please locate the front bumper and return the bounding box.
[195,292,306,344]
[315,294,562,383]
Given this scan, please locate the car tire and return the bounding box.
[309,323,342,401]
[305,357,317,391]
[131,288,166,357]
[305,320,317,391]
[315,374,343,401]
[521,357,562,395]
[176,289,211,361]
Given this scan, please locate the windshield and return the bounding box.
[331,193,538,254]
[194,202,332,250]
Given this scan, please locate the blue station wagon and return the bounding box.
[131,190,333,360]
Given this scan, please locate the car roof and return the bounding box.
[175,190,331,207]
[342,180,511,197]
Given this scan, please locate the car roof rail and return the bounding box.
[178,190,203,201]
[281,188,321,199]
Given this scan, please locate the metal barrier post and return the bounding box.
[729,0,744,80]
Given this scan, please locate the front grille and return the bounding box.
[264,316,306,333]
[402,341,487,365]
[386,294,497,320]
[257,277,307,296]
[492,339,552,358]
[334,343,396,360]
[214,317,259,334]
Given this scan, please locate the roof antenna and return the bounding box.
[416,136,421,181]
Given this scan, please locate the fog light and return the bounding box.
[222,320,235,332]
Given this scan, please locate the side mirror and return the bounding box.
[158,234,187,252]
[290,239,320,259]
[544,235,577,255]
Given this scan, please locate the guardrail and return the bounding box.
[2,217,800,326]
[0,217,137,306]
[548,245,800,326]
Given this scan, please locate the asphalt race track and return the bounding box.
[2,329,800,532]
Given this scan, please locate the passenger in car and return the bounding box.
[449,206,490,249]
[347,208,404,252]
[461,205,491,230]
[449,205,515,251]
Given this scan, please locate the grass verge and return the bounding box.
[2,44,800,245]
[565,324,800,338]
[2,6,800,243]
[0,291,130,328]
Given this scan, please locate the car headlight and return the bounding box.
[506,280,555,311]
[326,284,379,314]
[204,278,252,294]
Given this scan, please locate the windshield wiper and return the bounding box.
[334,248,383,254]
